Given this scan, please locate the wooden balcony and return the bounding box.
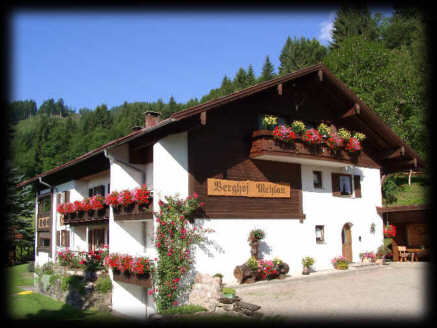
[113,201,153,221]
[250,130,368,167]
[63,207,109,226]
[112,270,152,287]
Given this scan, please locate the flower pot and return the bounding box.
[302,266,310,275]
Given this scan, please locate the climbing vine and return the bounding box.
[151,193,213,312]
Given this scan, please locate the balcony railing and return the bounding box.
[250,130,360,165]
[113,201,153,221]
[63,207,109,225]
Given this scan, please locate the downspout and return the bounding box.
[38,177,56,261]
[104,148,146,185]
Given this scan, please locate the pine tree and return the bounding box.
[330,3,379,49]
[246,65,257,86]
[259,55,275,82]
[220,75,234,96]
[233,67,248,90]
[279,37,327,75]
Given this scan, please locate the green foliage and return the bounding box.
[323,34,428,160]
[302,256,315,268]
[160,304,207,315]
[61,275,86,294]
[330,3,381,49]
[259,55,275,82]
[383,174,429,206]
[153,194,213,312]
[246,256,258,271]
[27,261,35,272]
[213,273,223,279]
[222,287,236,296]
[49,274,61,286]
[42,262,54,275]
[279,36,327,75]
[95,275,112,293]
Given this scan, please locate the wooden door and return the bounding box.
[342,223,352,262]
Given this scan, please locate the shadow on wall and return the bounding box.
[258,240,272,258]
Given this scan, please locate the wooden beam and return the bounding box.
[341,103,360,119]
[200,111,207,125]
[318,69,323,82]
[382,159,418,174]
[377,146,406,160]
[277,83,283,96]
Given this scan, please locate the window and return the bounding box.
[315,225,325,243]
[89,185,105,197]
[313,171,322,189]
[88,228,105,252]
[339,175,352,195]
[38,232,50,247]
[40,197,51,213]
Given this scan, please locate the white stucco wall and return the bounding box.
[107,143,155,317]
[192,164,384,285]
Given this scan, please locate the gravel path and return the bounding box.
[233,263,429,320]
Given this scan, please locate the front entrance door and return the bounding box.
[88,228,105,252]
[342,223,352,262]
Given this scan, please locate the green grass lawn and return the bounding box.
[384,174,429,207]
[6,263,127,321]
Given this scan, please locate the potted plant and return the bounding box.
[222,287,236,299]
[317,123,330,139]
[290,120,306,135]
[331,256,349,270]
[261,115,278,130]
[337,128,351,142]
[302,256,315,275]
[383,224,396,238]
[248,229,265,259]
[376,245,390,265]
[359,252,376,264]
[345,137,362,153]
[213,273,223,287]
[302,128,322,145]
[273,125,296,143]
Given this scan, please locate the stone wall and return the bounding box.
[188,273,221,312]
[37,269,112,312]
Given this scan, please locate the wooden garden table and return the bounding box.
[406,248,429,262]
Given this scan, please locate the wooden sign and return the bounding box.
[207,178,290,198]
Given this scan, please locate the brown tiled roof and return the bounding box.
[18,63,425,188]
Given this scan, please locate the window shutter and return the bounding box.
[89,188,93,197]
[331,173,341,196]
[57,193,61,205]
[66,231,70,247]
[354,175,362,198]
[65,191,70,203]
[56,231,60,246]
[107,184,110,194]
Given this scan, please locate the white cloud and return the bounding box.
[319,11,336,44]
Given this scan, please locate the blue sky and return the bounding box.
[11,8,393,111]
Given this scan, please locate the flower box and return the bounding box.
[113,201,153,221]
[112,270,152,287]
[63,207,109,225]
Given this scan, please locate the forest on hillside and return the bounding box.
[8,5,430,207]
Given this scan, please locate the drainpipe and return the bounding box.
[104,148,146,185]
[38,177,56,261]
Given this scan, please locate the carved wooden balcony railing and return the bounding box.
[113,201,153,221]
[250,130,363,166]
[63,207,109,226]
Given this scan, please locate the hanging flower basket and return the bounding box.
[384,224,396,238]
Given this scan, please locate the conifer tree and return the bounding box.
[330,3,379,49]
[233,67,248,90]
[220,75,234,95]
[279,37,327,75]
[246,65,257,86]
[259,55,275,82]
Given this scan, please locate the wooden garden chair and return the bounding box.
[398,246,409,262]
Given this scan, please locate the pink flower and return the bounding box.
[193,192,198,199]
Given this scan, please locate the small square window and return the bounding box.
[315,225,325,243]
[313,171,322,189]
